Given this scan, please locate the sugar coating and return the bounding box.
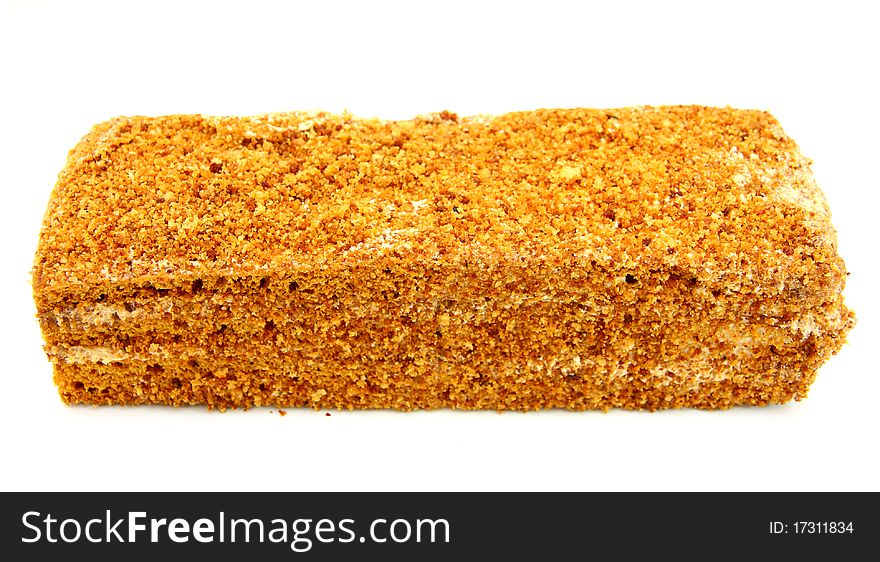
[33,106,854,410]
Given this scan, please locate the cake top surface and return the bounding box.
[33,106,842,295]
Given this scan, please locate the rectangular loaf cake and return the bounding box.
[32,106,854,410]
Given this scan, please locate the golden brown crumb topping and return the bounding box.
[33,106,843,301]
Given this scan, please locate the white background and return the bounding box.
[0,0,877,492]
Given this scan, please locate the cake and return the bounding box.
[32,106,855,410]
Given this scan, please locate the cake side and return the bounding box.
[42,262,852,410]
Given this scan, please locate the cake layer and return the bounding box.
[33,107,854,409]
[37,257,845,345]
[44,293,846,373]
[54,351,818,410]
